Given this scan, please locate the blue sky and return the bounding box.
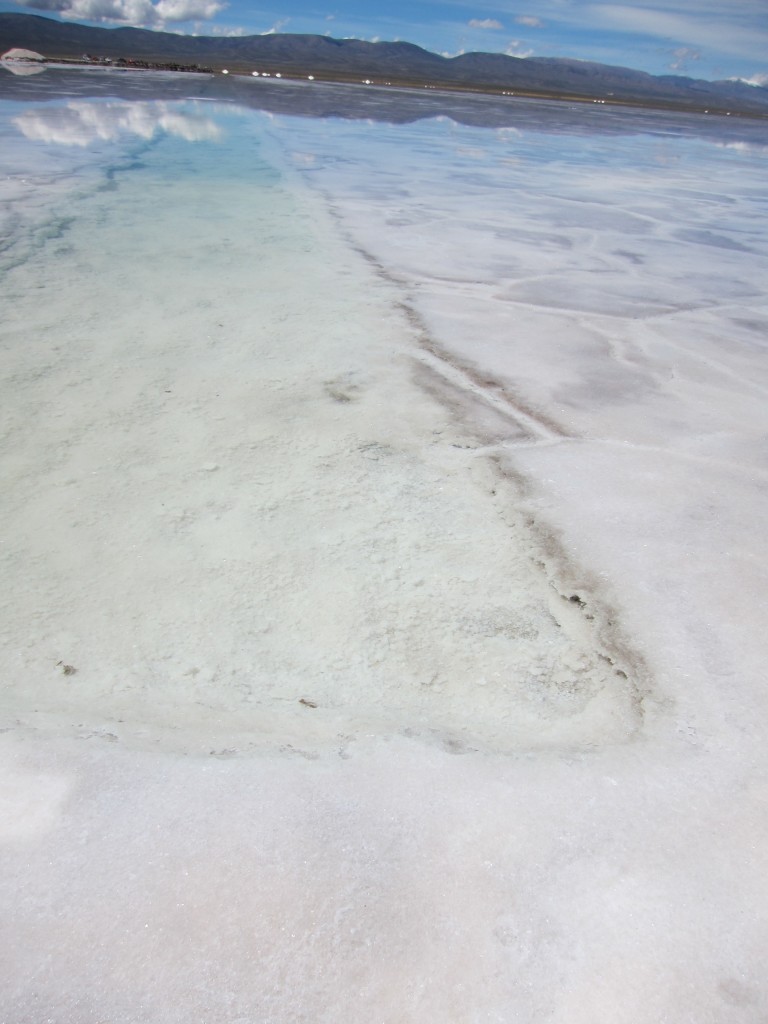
[2,0,767,83]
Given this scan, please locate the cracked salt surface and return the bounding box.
[1,77,768,1022]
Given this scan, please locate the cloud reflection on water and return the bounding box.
[14,99,221,146]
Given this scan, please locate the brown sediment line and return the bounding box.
[487,453,652,719]
[310,179,653,739]
[318,195,572,441]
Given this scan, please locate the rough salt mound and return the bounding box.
[1,47,44,61]
[1,48,45,74]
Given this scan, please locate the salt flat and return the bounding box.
[1,74,767,1022]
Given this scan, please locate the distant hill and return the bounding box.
[2,12,767,116]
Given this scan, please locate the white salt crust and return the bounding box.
[1,88,767,1022]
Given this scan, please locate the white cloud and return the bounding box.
[12,0,225,26]
[737,72,768,87]
[15,100,221,145]
[468,18,503,30]
[587,3,768,62]
[718,140,768,157]
[261,17,289,35]
[204,22,245,36]
[669,45,701,71]
[505,39,533,58]
[155,0,221,20]
[516,15,543,28]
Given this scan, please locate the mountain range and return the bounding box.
[2,12,767,117]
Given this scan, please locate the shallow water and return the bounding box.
[0,83,648,755]
[2,70,768,1023]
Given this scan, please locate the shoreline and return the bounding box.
[6,56,768,121]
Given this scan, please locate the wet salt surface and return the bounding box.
[1,71,768,1021]
[278,99,768,741]
[2,95,635,755]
